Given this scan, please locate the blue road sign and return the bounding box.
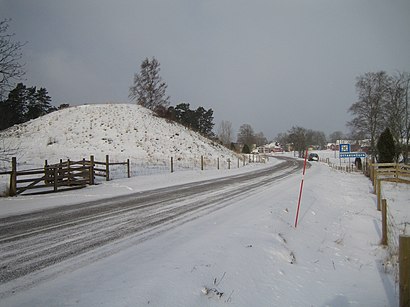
[339,144,351,153]
[339,152,366,158]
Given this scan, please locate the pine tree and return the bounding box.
[30,87,55,118]
[0,83,55,130]
[196,107,214,137]
[242,144,251,154]
[0,83,28,129]
[129,57,170,111]
[377,128,396,163]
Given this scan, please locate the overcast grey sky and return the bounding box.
[2,0,410,139]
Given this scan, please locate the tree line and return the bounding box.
[129,57,215,138]
[0,19,66,131]
[348,71,410,162]
[274,127,328,158]
[274,71,409,162]
[0,83,56,130]
[2,18,408,161]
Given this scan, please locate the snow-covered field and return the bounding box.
[0,104,408,306]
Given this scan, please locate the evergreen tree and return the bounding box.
[129,57,170,111]
[198,107,214,137]
[58,103,70,109]
[0,83,55,130]
[173,103,214,137]
[36,88,54,113]
[174,103,193,127]
[242,144,251,154]
[377,128,396,163]
[0,83,28,129]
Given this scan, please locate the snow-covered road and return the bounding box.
[0,157,303,300]
[0,156,399,306]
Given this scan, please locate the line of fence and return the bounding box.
[1,154,263,196]
[322,157,369,174]
[5,155,130,196]
[327,159,410,305]
[380,197,410,306]
[370,163,410,306]
[371,162,410,188]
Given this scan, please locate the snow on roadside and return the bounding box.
[1,160,399,306]
[0,159,278,218]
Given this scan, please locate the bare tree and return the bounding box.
[384,72,408,158]
[347,71,389,157]
[255,131,267,147]
[306,129,327,149]
[328,131,346,143]
[392,72,410,162]
[237,123,256,148]
[129,57,170,111]
[403,72,410,162]
[275,132,289,148]
[217,120,233,146]
[288,126,307,158]
[0,19,25,100]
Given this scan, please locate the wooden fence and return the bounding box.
[380,198,410,307]
[5,155,130,196]
[371,162,410,187]
[370,163,410,306]
[1,154,254,196]
[323,157,369,174]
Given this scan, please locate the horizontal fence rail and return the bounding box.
[2,154,260,196]
[372,162,410,304]
[7,155,131,196]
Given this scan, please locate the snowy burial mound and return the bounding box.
[0,103,238,168]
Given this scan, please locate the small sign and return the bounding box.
[340,144,350,153]
[339,152,366,158]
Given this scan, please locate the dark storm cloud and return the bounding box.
[1,0,409,139]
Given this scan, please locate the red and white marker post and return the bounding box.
[294,148,308,228]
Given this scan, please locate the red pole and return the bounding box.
[295,148,308,228]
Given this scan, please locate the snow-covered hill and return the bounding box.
[0,103,238,170]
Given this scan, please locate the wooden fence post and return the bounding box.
[381,199,387,245]
[59,159,63,185]
[370,162,374,182]
[171,157,174,173]
[373,166,378,193]
[217,157,219,170]
[127,159,130,178]
[82,158,87,181]
[53,167,58,192]
[44,160,49,185]
[201,155,204,171]
[9,157,17,196]
[67,159,71,185]
[237,158,239,168]
[377,179,382,211]
[89,155,95,185]
[106,154,110,181]
[400,235,410,307]
[228,158,231,170]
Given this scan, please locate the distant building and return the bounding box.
[256,142,284,154]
